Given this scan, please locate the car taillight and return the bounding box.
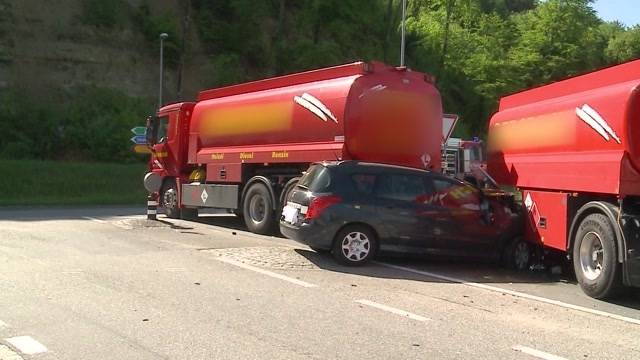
[305,195,342,220]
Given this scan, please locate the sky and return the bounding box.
[593,0,640,27]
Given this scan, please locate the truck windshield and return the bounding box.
[157,116,169,144]
[298,165,331,192]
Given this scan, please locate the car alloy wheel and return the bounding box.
[341,231,371,262]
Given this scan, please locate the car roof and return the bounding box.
[316,160,431,175]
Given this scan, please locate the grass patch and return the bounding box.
[0,159,148,206]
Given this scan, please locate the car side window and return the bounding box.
[375,174,428,202]
[351,174,376,195]
[430,177,481,210]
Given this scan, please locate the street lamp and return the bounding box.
[400,0,406,67]
[158,32,169,109]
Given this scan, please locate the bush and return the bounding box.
[0,87,152,163]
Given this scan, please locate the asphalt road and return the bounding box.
[1,207,639,359]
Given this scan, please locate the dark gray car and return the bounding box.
[280,161,523,266]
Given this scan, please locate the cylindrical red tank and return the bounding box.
[188,62,442,170]
[488,60,640,195]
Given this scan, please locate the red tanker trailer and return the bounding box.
[488,59,640,298]
[144,62,443,234]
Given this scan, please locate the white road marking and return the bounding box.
[5,336,47,355]
[165,267,187,272]
[512,345,567,360]
[0,344,23,360]
[355,299,430,322]
[215,257,317,288]
[376,262,640,326]
[0,320,7,328]
[82,216,107,224]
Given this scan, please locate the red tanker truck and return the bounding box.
[488,59,640,298]
[144,62,443,234]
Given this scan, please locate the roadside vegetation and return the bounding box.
[1,0,639,206]
[0,159,147,206]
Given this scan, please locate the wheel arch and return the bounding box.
[241,176,277,210]
[568,201,624,263]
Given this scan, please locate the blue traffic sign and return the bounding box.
[130,135,147,145]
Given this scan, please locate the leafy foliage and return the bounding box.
[0,87,150,162]
[5,0,640,162]
[80,0,127,28]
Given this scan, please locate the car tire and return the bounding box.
[243,183,274,235]
[161,179,181,219]
[572,213,621,299]
[503,237,531,271]
[332,225,377,266]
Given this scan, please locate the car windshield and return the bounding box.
[298,164,331,192]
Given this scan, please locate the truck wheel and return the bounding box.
[243,183,274,235]
[332,225,377,266]
[280,177,300,209]
[161,179,181,219]
[502,237,531,271]
[573,213,622,299]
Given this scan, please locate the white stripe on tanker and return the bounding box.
[576,107,610,141]
[301,93,338,123]
[294,96,328,122]
[581,104,621,144]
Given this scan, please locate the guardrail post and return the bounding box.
[147,193,158,220]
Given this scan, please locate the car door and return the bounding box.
[373,172,438,253]
[429,176,496,254]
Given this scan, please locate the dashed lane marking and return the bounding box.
[512,345,568,360]
[215,257,317,288]
[5,336,47,355]
[355,299,430,322]
[377,262,640,326]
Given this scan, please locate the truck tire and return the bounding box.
[243,183,274,235]
[161,179,181,219]
[280,177,300,209]
[573,213,622,299]
[332,225,378,266]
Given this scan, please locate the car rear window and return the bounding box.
[298,165,331,192]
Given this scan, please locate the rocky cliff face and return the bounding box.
[0,0,207,104]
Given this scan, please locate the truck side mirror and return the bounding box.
[146,116,157,145]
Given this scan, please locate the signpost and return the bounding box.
[130,135,147,144]
[131,126,151,154]
[131,126,146,136]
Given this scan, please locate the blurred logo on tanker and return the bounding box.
[575,104,621,144]
[293,93,338,123]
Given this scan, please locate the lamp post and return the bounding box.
[158,32,169,109]
[400,0,406,67]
